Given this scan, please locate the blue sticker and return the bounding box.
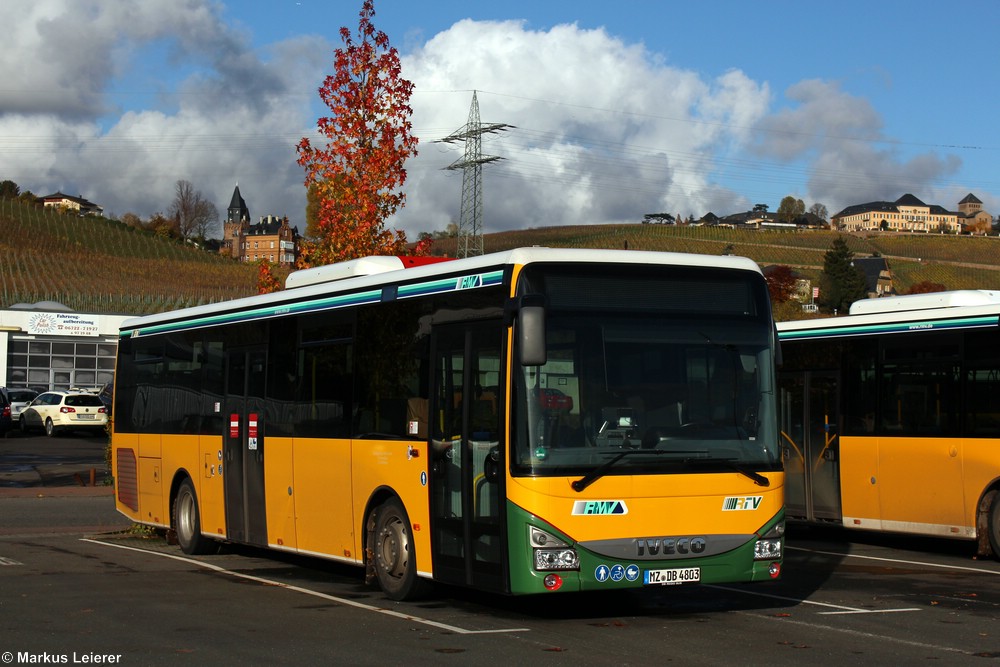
[610,564,625,582]
[625,564,640,582]
[420,471,427,486]
[595,564,610,582]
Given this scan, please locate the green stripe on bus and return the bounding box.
[779,315,999,340]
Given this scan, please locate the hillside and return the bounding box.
[3,197,999,317]
[0,198,261,315]
[431,224,1000,294]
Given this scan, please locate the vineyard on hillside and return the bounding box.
[432,224,1000,294]
[3,196,1000,318]
[0,199,260,315]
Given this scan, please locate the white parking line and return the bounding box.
[709,545,1000,615]
[706,584,920,614]
[82,538,530,635]
[788,545,1000,575]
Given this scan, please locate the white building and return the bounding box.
[0,302,130,391]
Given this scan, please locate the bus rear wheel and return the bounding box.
[372,498,425,601]
[173,479,219,556]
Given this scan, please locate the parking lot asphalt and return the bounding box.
[0,431,113,496]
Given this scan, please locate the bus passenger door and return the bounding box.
[224,347,268,546]
[779,371,842,522]
[429,323,507,592]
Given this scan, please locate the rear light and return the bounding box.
[60,406,77,414]
[99,407,107,413]
[1,406,9,418]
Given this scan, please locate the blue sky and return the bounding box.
[2,0,997,238]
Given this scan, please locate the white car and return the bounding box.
[20,390,108,437]
[3,388,39,420]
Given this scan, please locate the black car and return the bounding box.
[98,382,113,416]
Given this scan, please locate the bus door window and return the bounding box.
[429,323,505,590]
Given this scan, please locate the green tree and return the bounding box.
[818,236,867,314]
[777,196,805,224]
[0,180,20,199]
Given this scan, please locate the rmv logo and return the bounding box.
[457,275,482,290]
[572,500,628,515]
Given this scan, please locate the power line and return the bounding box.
[436,91,512,257]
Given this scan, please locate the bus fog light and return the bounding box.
[769,562,781,578]
[754,538,782,561]
[543,574,563,590]
[534,548,579,571]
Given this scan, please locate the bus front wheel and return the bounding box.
[988,491,1000,558]
[372,498,424,601]
[173,479,219,556]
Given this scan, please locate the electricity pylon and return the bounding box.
[438,91,512,258]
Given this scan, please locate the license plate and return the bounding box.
[644,567,700,585]
[77,414,96,420]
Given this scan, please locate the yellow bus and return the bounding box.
[112,247,784,599]
[777,290,1000,557]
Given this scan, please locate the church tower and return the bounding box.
[222,184,250,259]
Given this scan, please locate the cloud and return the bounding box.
[0,0,326,229]
[750,80,962,213]
[0,2,977,243]
[394,19,772,235]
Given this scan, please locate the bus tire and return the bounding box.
[173,478,219,556]
[988,491,1000,559]
[372,498,425,601]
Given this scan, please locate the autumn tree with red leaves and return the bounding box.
[907,280,947,294]
[764,265,799,303]
[257,259,283,295]
[296,0,421,268]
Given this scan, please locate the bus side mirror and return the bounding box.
[517,295,547,366]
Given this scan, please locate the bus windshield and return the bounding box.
[512,265,779,480]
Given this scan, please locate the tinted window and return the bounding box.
[65,395,104,407]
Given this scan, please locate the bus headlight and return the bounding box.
[530,526,579,571]
[753,538,782,561]
[754,521,784,561]
[535,548,579,571]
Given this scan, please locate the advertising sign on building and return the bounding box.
[26,312,101,337]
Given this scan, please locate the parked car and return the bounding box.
[2,388,39,421]
[20,390,108,437]
[98,382,113,416]
[0,390,11,436]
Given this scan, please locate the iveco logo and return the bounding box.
[636,536,707,556]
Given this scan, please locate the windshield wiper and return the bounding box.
[724,459,770,487]
[570,451,770,492]
[571,449,702,493]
